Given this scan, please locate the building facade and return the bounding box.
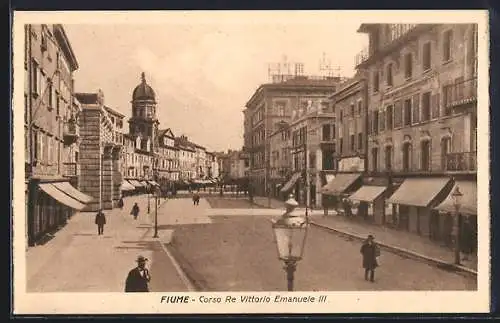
[25,24,93,246]
[243,76,343,197]
[352,23,477,246]
[157,128,180,183]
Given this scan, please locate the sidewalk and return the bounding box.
[251,195,477,275]
[26,194,188,292]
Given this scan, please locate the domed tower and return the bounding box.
[129,72,159,153]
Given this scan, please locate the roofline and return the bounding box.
[104,105,126,118]
[53,24,79,71]
[357,23,377,33]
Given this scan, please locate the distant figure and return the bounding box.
[95,209,106,235]
[130,202,140,220]
[360,235,380,282]
[192,193,200,206]
[118,197,124,210]
[125,255,151,292]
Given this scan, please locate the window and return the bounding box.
[421,140,431,171]
[386,63,393,86]
[431,93,440,119]
[421,92,431,121]
[402,143,411,171]
[443,30,453,62]
[386,105,393,130]
[31,60,39,95]
[371,147,378,172]
[322,124,330,141]
[39,133,44,163]
[373,71,379,92]
[441,137,451,170]
[412,94,420,124]
[331,124,336,139]
[40,72,47,102]
[47,83,53,110]
[339,110,343,122]
[373,110,379,134]
[404,53,413,79]
[394,101,403,128]
[357,101,363,115]
[47,136,52,164]
[358,133,363,150]
[379,109,386,132]
[403,99,412,126]
[339,137,343,154]
[350,103,355,117]
[385,146,393,170]
[350,134,355,151]
[423,42,431,71]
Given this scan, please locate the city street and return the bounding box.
[157,197,477,291]
[26,195,188,292]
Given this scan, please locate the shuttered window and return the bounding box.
[379,109,386,132]
[431,93,440,119]
[412,93,420,124]
[394,101,403,128]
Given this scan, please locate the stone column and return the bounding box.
[102,145,113,210]
[79,107,102,212]
[112,146,123,206]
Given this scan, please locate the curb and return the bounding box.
[310,222,477,277]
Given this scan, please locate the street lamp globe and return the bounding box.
[452,185,463,210]
[272,194,309,291]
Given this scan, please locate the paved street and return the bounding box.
[26,195,188,292]
[157,197,476,291]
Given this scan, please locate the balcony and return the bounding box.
[444,151,477,172]
[63,162,77,177]
[63,120,79,145]
[443,77,477,112]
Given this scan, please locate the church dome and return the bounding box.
[132,72,156,101]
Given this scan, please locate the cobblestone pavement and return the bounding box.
[26,195,188,292]
[250,196,478,271]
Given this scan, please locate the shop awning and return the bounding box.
[140,181,149,187]
[52,181,94,204]
[434,180,477,215]
[147,180,160,187]
[321,173,361,196]
[349,185,387,202]
[128,180,144,188]
[38,183,86,210]
[280,172,302,193]
[387,177,451,207]
[121,180,136,191]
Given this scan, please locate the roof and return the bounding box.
[357,24,378,33]
[53,24,79,71]
[132,72,156,101]
[158,128,175,139]
[104,106,126,118]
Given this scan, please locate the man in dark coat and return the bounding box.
[125,255,151,292]
[130,202,140,220]
[95,209,106,235]
[360,235,380,282]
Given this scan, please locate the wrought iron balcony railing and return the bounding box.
[443,151,477,172]
[443,77,477,111]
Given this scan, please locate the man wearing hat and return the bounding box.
[360,235,380,282]
[125,255,151,292]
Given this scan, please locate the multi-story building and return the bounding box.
[350,23,477,246]
[243,75,343,196]
[76,90,122,211]
[25,24,92,246]
[285,98,338,207]
[157,128,180,183]
[205,151,219,179]
[269,122,292,197]
[320,73,369,211]
[175,135,197,181]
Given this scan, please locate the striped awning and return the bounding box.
[39,183,86,210]
[52,181,94,203]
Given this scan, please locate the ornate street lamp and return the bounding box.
[272,194,309,291]
[452,185,463,265]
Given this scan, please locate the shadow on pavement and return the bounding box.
[166,244,210,291]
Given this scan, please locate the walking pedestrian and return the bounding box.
[130,202,140,220]
[124,255,151,292]
[118,196,124,210]
[95,209,106,235]
[360,234,380,282]
[192,193,200,206]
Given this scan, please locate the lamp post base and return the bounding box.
[284,260,297,292]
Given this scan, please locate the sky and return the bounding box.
[63,18,368,152]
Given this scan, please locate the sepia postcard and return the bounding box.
[12,10,490,314]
